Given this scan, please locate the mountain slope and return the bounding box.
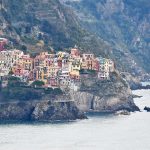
[0,0,109,56]
[0,0,149,77]
[61,0,150,75]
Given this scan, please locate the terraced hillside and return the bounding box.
[0,0,149,78]
[0,0,109,56]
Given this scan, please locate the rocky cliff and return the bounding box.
[69,71,139,112]
[0,100,86,121]
[0,71,140,121]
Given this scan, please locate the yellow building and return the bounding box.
[32,67,48,83]
[69,58,81,79]
[23,57,33,71]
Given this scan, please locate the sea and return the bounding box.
[0,83,150,150]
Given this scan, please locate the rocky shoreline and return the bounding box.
[0,96,139,122]
[0,101,87,122]
[0,71,140,122]
[133,85,150,90]
[144,107,150,112]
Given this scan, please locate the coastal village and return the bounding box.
[0,38,115,90]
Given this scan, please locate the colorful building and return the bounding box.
[81,53,95,70]
[0,47,115,87]
[97,57,115,80]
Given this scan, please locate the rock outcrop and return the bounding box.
[70,71,140,112]
[120,72,142,90]
[0,101,86,121]
[144,107,150,112]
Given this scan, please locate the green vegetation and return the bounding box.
[80,69,97,76]
[8,76,27,87]
[44,88,63,95]
[1,87,42,101]
[31,80,45,87]
[0,77,63,102]
[1,0,109,56]
[0,77,42,101]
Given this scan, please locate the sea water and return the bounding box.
[0,89,150,150]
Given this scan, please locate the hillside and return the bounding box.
[0,0,149,77]
[0,0,109,56]
[61,0,150,76]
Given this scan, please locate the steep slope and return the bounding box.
[0,0,109,56]
[61,0,150,75]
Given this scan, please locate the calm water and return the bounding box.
[0,89,150,150]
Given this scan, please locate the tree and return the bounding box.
[8,76,26,87]
[21,45,27,54]
[32,80,45,88]
[44,88,53,94]
[53,88,63,95]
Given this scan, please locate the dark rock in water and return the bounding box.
[132,95,143,98]
[139,85,150,90]
[144,107,150,112]
[0,101,87,122]
[131,84,150,90]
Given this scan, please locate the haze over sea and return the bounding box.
[0,87,150,150]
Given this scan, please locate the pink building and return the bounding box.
[71,48,80,57]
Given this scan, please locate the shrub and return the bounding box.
[1,87,42,101]
[44,88,53,94]
[8,76,26,87]
[32,80,45,87]
[53,88,63,95]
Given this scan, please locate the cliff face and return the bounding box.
[0,101,86,121]
[70,71,139,112]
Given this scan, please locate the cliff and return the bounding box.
[120,72,142,90]
[69,71,139,112]
[0,71,139,121]
[0,100,86,122]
